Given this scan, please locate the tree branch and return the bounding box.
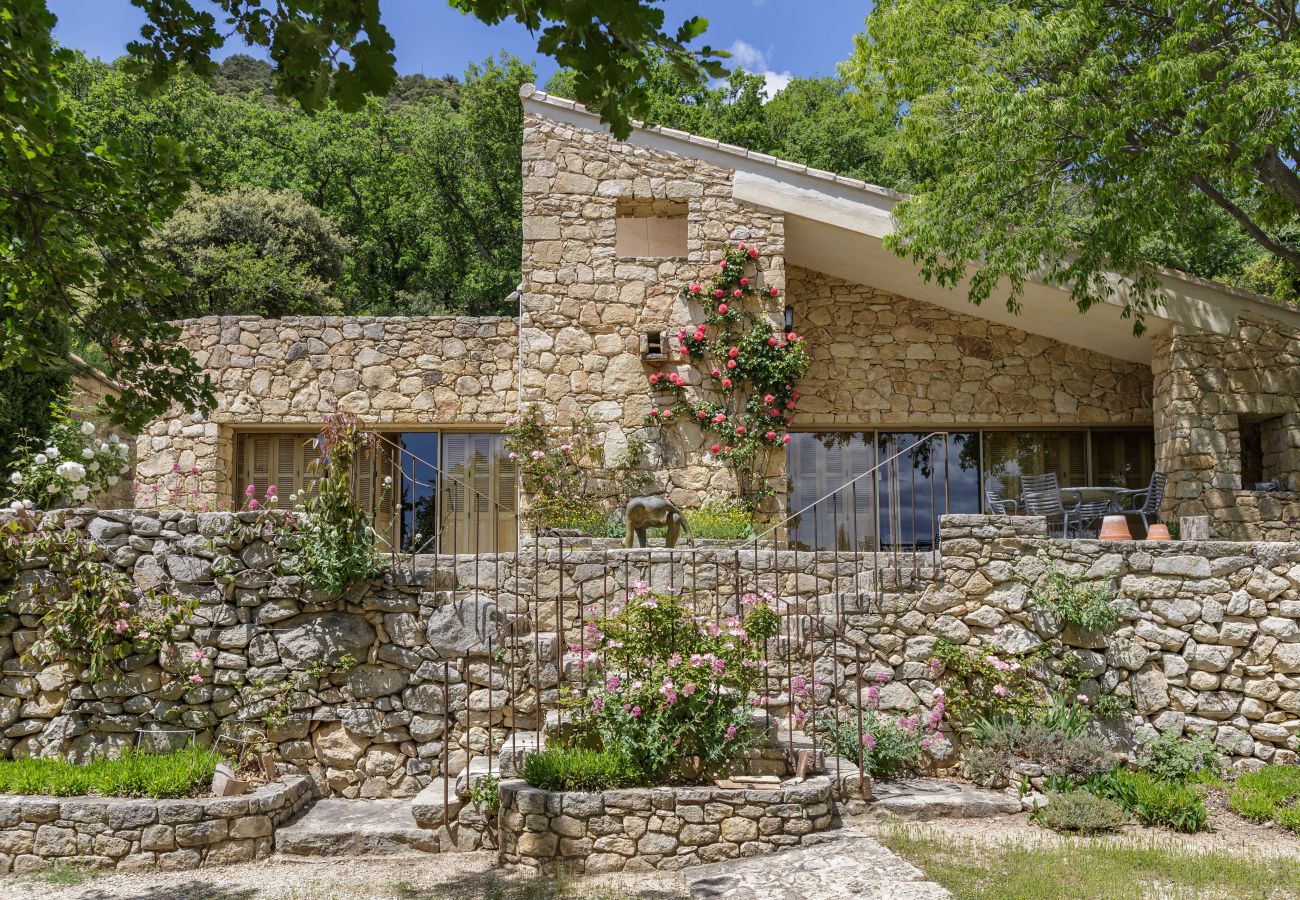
[1191,173,1300,272]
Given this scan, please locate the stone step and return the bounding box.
[276,799,454,856]
[863,777,1021,822]
[497,730,545,777]
[411,777,464,829]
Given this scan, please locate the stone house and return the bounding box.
[135,84,1300,545]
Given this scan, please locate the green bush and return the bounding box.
[522,749,638,791]
[0,747,221,799]
[1138,731,1221,783]
[1227,765,1300,831]
[815,708,932,780]
[963,718,1114,787]
[1031,790,1127,834]
[470,774,500,814]
[1025,552,1121,633]
[1086,769,1209,832]
[684,500,754,541]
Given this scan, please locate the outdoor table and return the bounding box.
[1059,486,1129,510]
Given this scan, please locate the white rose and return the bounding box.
[45,447,58,459]
[116,443,129,457]
[8,500,21,512]
[9,472,21,485]
[55,461,86,482]
[99,442,110,453]
[71,485,90,502]
[87,461,99,472]
[45,483,58,494]
[81,448,94,460]
[107,476,119,487]
[119,464,130,475]
[34,454,47,465]
[80,421,95,436]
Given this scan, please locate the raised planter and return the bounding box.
[0,776,312,874]
[498,777,835,874]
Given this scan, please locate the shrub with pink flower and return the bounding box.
[572,587,780,783]
[802,673,945,780]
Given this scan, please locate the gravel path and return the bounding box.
[0,852,689,900]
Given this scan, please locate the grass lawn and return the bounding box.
[880,824,1300,900]
[0,746,220,799]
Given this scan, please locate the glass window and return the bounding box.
[878,433,981,550]
[439,432,518,554]
[982,431,1087,503]
[786,432,876,550]
[1090,430,1155,489]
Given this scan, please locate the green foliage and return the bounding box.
[1086,769,1210,833]
[1030,790,1127,834]
[1,0,212,430]
[844,0,1300,330]
[684,500,754,541]
[963,719,1113,788]
[0,747,220,799]
[1,523,195,681]
[647,244,811,509]
[0,319,71,474]
[470,774,500,815]
[286,411,387,594]
[934,640,1043,725]
[1227,765,1300,832]
[1138,731,1222,785]
[149,187,349,319]
[571,588,779,784]
[522,749,638,792]
[126,0,725,139]
[816,708,931,780]
[1026,553,1120,633]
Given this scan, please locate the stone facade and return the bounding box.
[790,267,1153,427]
[1153,315,1300,540]
[135,315,518,509]
[498,778,834,874]
[0,776,310,874]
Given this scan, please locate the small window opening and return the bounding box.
[615,198,688,258]
[642,330,667,361]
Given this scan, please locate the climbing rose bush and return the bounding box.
[573,585,780,783]
[5,417,131,509]
[644,244,811,510]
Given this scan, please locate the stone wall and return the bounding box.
[136,315,518,509]
[519,101,787,508]
[498,778,834,873]
[0,775,311,874]
[1152,313,1300,540]
[790,267,1153,426]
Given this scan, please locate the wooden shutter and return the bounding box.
[440,433,470,554]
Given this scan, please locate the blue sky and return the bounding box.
[48,1,871,90]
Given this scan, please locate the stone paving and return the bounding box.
[864,777,1023,822]
[682,828,949,899]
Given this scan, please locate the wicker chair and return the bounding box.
[985,489,1019,516]
[1115,472,1168,531]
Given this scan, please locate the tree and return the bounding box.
[1,0,211,432]
[0,318,72,473]
[845,0,1300,330]
[150,188,349,319]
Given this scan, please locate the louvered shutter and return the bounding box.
[1061,432,1086,487]
[247,436,272,502]
[440,433,470,554]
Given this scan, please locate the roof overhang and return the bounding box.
[523,85,1300,366]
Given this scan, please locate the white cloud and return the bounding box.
[725,40,794,102]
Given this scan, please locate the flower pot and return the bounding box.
[1098,515,1132,541]
[1145,523,1171,541]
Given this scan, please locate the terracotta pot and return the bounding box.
[1098,515,1132,541]
[1145,523,1172,541]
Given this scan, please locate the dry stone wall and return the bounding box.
[0,775,310,874]
[498,778,834,874]
[136,315,518,509]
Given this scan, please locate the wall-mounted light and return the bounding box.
[783,305,794,332]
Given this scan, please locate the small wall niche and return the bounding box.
[615,198,688,258]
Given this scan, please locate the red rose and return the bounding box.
[740,277,749,287]
[719,259,727,268]
[768,286,779,297]
[748,247,759,259]
[792,391,800,400]
[711,369,721,378]
[721,377,732,388]
[730,289,740,299]
[649,410,659,418]
[763,394,775,404]
[770,408,780,417]
[765,430,776,441]
[689,282,701,294]
[727,360,737,369]
[648,374,660,385]
[710,443,721,454]
[718,303,728,314]
[714,289,724,299]
[698,410,708,419]
[787,332,798,342]
[728,347,739,358]
[767,337,776,347]
[739,242,746,250]
[662,409,673,419]
[786,400,795,410]
[735,425,746,435]
[782,434,791,444]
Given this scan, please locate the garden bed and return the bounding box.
[0,775,311,874]
[497,776,834,874]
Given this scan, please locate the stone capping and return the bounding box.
[0,776,312,874]
[497,777,834,874]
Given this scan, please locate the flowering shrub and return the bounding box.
[285,410,386,593]
[645,244,812,510]
[571,585,780,783]
[5,415,130,509]
[933,639,1045,725]
[1,517,195,680]
[684,499,754,540]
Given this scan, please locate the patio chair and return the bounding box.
[1114,472,1167,531]
[1020,473,1067,537]
[985,489,1019,516]
[1067,499,1113,538]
